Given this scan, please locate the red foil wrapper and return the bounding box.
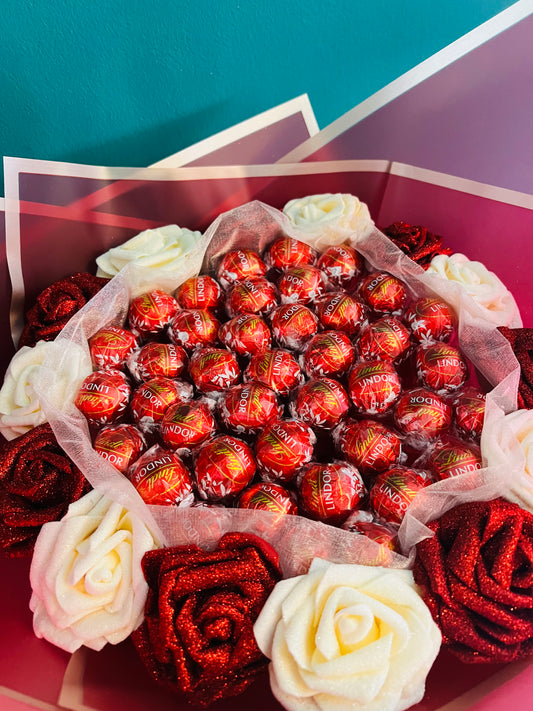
[292,377,350,430]
[454,387,486,440]
[415,343,468,394]
[370,466,429,525]
[128,290,178,336]
[130,377,193,430]
[93,424,145,473]
[303,330,356,378]
[219,383,282,435]
[342,515,398,551]
[255,419,316,483]
[75,370,131,425]
[168,309,220,351]
[394,387,452,442]
[189,347,240,392]
[195,435,256,501]
[89,326,138,370]
[315,292,367,336]
[128,342,188,382]
[348,360,402,416]
[334,418,402,475]
[316,244,364,289]
[245,348,304,396]
[238,482,298,515]
[358,316,411,362]
[174,275,223,310]
[405,297,455,344]
[128,446,194,507]
[226,276,278,317]
[359,272,407,313]
[219,313,271,357]
[428,438,482,480]
[299,461,366,525]
[265,236,317,269]
[161,400,216,449]
[270,303,319,351]
[278,265,327,304]
[217,249,267,289]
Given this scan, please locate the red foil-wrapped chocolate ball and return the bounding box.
[394,387,452,442]
[226,276,278,317]
[219,313,271,357]
[342,515,398,551]
[299,461,366,525]
[128,446,194,507]
[128,290,178,336]
[217,249,267,289]
[454,387,486,440]
[168,309,220,351]
[278,265,327,304]
[317,244,364,289]
[270,303,319,351]
[415,343,468,394]
[370,467,429,525]
[194,435,256,501]
[292,377,350,430]
[219,383,281,435]
[348,360,402,416]
[238,482,298,516]
[75,370,131,425]
[265,236,316,269]
[189,347,240,393]
[428,438,482,480]
[334,419,402,475]
[405,297,455,344]
[130,377,193,431]
[89,326,138,370]
[161,400,216,449]
[303,330,356,378]
[315,292,367,336]
[93,424,146,473]
[245,348,304,396]
[174,275,223,310]
[255,419,316,483]
[359,272,407,313]
[358,316,411,362]
[128,342,188,382]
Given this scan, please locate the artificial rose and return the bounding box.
[283,193,374,249]
[254,558,441,711]
[414,498,533,663]
[382,221,451,268]
[481,408,533,512]
[0,340,92,440]
[498,327,533,409]
[426,253,521,327]
[95,224,203,278]
[30,490,157,652]
[0,423,90,557]
[132,532,282,707]
[19,272,109,348]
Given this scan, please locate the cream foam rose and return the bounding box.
[96,224,203,278]
[254,558,441,711]
[426,253,521,327]
[30,490,157,653]
[481,408,533,512]
[283,194,374,249]
[0,340,91,440]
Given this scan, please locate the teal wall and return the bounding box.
[0,0,516,191]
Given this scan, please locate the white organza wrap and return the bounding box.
[32,201,522,576]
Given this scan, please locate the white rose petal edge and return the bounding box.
[254,558,441,711]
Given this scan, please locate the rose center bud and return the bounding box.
[84,551,121,594]
[334,604,377,650]
[203,617,233,643]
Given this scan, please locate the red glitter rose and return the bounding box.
[414,498,533,663]
[382,221,451,269]
[0,423,90,557]
[19,272,109,348]
[498,327,533,409]
[132,532,282,707]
